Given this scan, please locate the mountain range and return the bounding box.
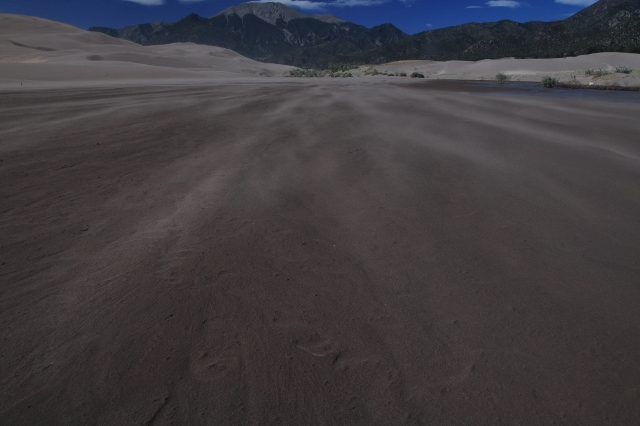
[90,0,640,68]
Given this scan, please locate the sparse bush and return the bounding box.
[288,68,325,77]
[410,72,425,78]
[541,76,558,88]
[329,71,353,78]
[585,68,610,77]
[399,72,407,77]
[329,64,356,73]
[495,72,511,84]
[616,66,632,74]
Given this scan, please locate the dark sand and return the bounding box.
[1,79,640,425]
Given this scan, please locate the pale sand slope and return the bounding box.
[380,53,640,86]
[1,78,640,424]
[0,14,293,86]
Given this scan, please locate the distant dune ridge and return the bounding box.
[2,13,640,88]
[379,53,640,87]
[0,13,294,85]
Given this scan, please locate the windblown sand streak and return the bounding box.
[1,79,639,424]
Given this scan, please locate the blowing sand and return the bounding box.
[1,14,640,425]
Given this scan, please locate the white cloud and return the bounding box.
[252,0,325,10]
[251,0,389,11]
[425,23,433,28]
[554,0,596,6]
[122,0,164,5]
[486,0,522,7]
[466,5,483,8]
[334,0,389,6]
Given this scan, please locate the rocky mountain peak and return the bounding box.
[214,2,345,26]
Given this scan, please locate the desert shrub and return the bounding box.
[329,64,356,73]
[585,68,610,77]
[399,72,407,77]
[410,72,425,78]
[330,72,353,78]
[495,73,511,84]
[288,69,324,77]
[616,66,632,74]
[541,76,558,88]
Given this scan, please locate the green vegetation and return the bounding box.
[495,72,511,84]
[330,72,353,77]
[541,76,558,88]
[329,64,357,73]
[288,68,355,78]
[399,72,407,77]
[287,68,325,77]
[615,66,633,74]
[584,68,611,77]
[410,72,425,78]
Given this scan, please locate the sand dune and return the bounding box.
[1,13,640,426]
[0,14,294,85]
[3,13,640,88]
[381,52,640,86]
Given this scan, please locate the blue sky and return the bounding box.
[1,0,597,35]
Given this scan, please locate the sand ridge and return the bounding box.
[3,13,640,88]
[0,13,294,85]
[377,53,640,86]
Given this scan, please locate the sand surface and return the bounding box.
[0,13,294,88]
[2,13,640,425]
[377,53,640,86]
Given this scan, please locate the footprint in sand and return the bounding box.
[293,331,342,365]
[189,348,240,381]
